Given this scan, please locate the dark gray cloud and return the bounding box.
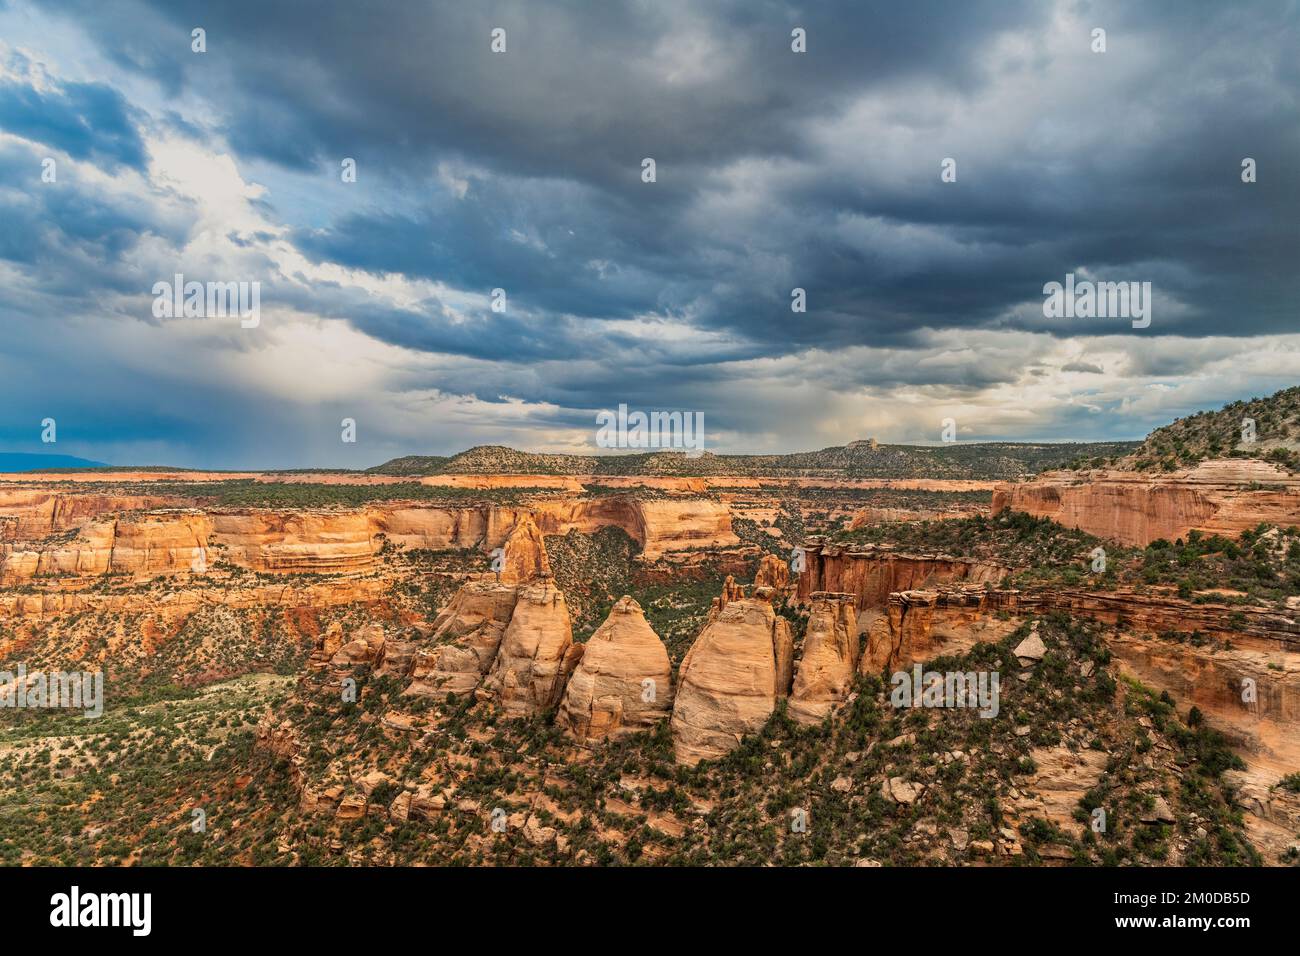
[0,0,1296,466]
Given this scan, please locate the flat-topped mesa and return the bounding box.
[558,595,673,744]
[789,592,859,725]
[670,584,795,766]
[496,514,551,585]
[404,580,520,698]
[479,575,582,716]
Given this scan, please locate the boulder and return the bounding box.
[1014,632,1047,664]
[670,588,795,766]
[481,576,581,715]
[789,592,859,725]
[558,596,674,743]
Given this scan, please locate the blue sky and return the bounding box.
[0,0,1297,468]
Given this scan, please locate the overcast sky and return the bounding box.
[0,0,1296,468]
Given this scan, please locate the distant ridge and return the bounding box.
[0,452,108,473]
[1108,385,1300,474]
[370,440,1139,480]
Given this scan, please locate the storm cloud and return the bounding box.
[0,0,1296,467]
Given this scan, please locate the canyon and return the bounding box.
[2,439,1298,866]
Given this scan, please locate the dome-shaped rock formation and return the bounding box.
[789,592,859,724]
[670,585,794,766]
[480,575,582,715]
[558,595,673,743]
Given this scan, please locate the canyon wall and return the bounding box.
[994,460,1300,546]
[795,539,1007,609]
[858,584,1300,780]
[0,492,736,584]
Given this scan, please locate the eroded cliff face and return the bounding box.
[671,586,795,766]
[530,495,736,559]
[795,540,1007,610]
[856,583,1300,786]
[557,596,673,743]
[994,460,1300,547]
[859,587,1020,674]
[0,489,196,540]
[0,493,735,584]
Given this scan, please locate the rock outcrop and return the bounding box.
[496,515,551,584]
[557,596,673,743]
[671,585,795,765]
[794,539,1007,610]
[789,592,859,724]
[753,553,791,591]
[993,460,1300,547]
[404,581,520,698]
[480,576,582,716]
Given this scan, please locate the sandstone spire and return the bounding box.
[670,587,795,766]
[480,575,582,715]
[789,591,859,724]
[558,595,673,744]
[497,514,551,584]
[753,552,791,591]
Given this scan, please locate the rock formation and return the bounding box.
[480,576,582,716]
[404,580,519,698]
[993,460,1300,547]
[671,585,795,766]
[789,592,859,724]
[496,514,551,584]
[794,539,1007,609]
[753,553,791,591]
[557,596,673,743]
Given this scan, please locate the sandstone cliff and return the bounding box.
[993,460,1300,547]
[671,585,795,766]
[795,539,1006,609]
[557,596,673,743]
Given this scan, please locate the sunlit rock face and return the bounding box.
[671,585,794,766]
[558,596,673,744]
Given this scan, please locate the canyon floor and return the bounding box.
[1,462,1297,867]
